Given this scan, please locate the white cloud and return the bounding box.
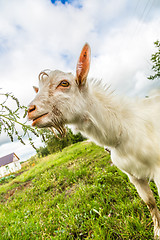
[90,16,160,96]
[0,136,43,162]
[0,0,160,158]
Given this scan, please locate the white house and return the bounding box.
[0,153,21,178]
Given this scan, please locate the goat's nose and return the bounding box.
[28,105,37,119]
[28,105,36,113]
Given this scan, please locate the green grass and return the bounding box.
[0,141,156,239]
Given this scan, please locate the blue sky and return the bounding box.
[0,0,160,161]
[51,0,82,7]
[51,0,74,4]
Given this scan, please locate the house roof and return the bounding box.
[0,153,19,167]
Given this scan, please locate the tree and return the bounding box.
[148,40,160,81]
[0,91,42,149]
[36,127,86,157]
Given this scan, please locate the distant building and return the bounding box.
[0,153,21,178]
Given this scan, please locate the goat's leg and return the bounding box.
[154,173,160,198]
[128,174,160,239]
[153,172,160,237]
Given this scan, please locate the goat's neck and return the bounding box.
[75,90,130,148]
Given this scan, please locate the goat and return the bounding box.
[28,43,160,239]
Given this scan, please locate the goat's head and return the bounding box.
[28,43,91,137]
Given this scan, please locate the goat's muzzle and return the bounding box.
[27,105,48,126]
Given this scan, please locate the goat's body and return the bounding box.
[112,100,160,180]
[75,82,160,180]
[28,43,160,238]
[113,95,160,180]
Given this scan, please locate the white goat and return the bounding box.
[28,43,160,239]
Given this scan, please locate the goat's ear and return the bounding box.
[76,43,91,86]
[33,86,39,93]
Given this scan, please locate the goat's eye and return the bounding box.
[59,80,70,87]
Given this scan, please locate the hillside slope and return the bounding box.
[0,141,156,239]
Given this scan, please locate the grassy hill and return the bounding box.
[0,141,156,239]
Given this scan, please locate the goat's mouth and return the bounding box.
[31,112,66,139]
[32,113,49,126]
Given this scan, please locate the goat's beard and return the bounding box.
[49,125,66,139]
[49,118,66,139]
